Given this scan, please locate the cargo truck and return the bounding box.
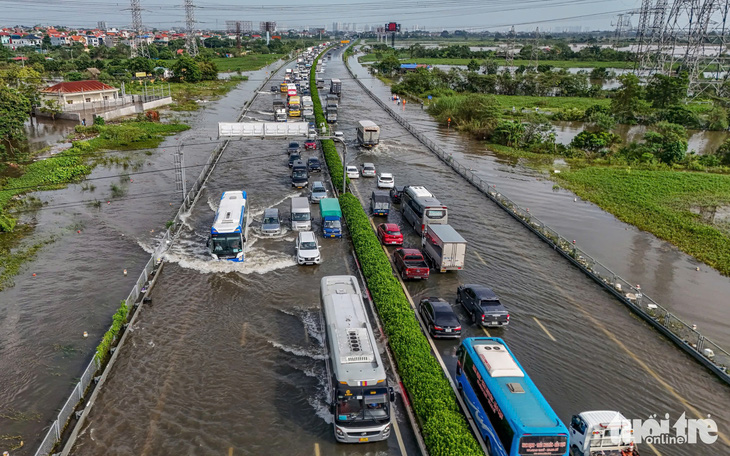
[421,224,466,272]
[319,198,342,238]
[326,105,338,123]
[330,78,342,96]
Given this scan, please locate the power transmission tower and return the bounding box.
[184,0,198,57]
[506,26,515,71]
[529,27,540,70]
[130,0,148,58]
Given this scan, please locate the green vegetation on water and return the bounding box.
[0,225,54,291]
[312,49,482,455]
[157,54,284,73]
[492,94,609,113]
[556,168,730,276]
[95,299,129,363]
[123,76,248,111]
[0,120,190,233]
[364,56,635,69]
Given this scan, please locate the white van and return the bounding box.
[290,197,312,230]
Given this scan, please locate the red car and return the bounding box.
[377,223,403,245]
[304,140,317,150]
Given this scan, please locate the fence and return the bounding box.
[35,57,294,456]
[343,58,730,386]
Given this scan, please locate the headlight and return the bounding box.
[335,426,345,437]
[383,423,391,435]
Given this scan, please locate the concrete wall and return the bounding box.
[34,96,174,124]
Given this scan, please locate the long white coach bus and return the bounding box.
[320,275,395,443]
[401,185,448,234]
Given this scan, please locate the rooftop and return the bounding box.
[42,80,117,94]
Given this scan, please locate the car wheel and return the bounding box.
[429,325,436,337]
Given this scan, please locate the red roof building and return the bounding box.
[41,80,120,107]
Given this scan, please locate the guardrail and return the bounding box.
[343,56,730,386]
[35,56,295,456]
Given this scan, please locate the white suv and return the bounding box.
[296,231,322,265]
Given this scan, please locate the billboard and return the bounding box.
[385,22,400,32]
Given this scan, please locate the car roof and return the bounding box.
[299,231,316,242]
[430,300,455,313]
[363,162,375,167]
[312,181,325,187]
[464,284,499,300]
[379,172,393,178]
[308,156,320,161]
[346,165,358,170]
[381,223,400,231]
[263,208,279,216]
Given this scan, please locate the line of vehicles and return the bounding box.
[207,48,638,454]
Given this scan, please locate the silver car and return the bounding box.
[309,181,328,203]
[361,162,376,177]
[261,208,281,236]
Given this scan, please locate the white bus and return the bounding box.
[320,276,394,443]
[209,190,249,262]
[356,120,380,148]
[401,186,448,234]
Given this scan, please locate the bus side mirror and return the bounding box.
[242,236,247,243]
[329,401,336,414]
[389,387,395,402]
[206,238,210,247]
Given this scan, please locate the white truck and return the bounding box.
[421,224,466,272]
[275,108,287,122]
[569,411,639,456]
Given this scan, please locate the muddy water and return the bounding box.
[349,53,730,351]
[70,62,418,455]
[0,61,285,454]
[337,50,730,455]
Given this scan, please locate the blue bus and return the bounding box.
[209,190,249,262]
[455,337,569,456]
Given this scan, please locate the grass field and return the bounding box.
[124,77,248,111]
[493,94,609,112]
[212,54,285,72]
[556,167,730,276]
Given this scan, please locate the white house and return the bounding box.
[41,80,120,107]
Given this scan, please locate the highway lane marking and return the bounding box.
[647,442,662,456]
[240,322,248,346]
[313,442,320,456]
[481,327,491,337]
[228,447,233,456]
[391,413,407,455]
[532,317,556,342]
[473,250,488,266]
[515,252,730,447]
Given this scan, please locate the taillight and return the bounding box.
[434,326,443,331]
[421,224,425,232]
[481,314,486,321]
[506,314,510,321]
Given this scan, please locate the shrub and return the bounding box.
[94,300,129,363]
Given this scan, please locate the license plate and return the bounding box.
[330,235,335,238]
[359,438,369,442]
[492,321,499,325]
[445,329,452,333]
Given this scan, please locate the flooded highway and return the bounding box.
[0,62,283,453]
[70,62,418,455]
[327,49,730,455]
[349,53,730,350]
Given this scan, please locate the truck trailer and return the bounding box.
[421,224,466,272]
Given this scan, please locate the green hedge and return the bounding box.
[310,49,347,191]
[94,299,129,363]
[310,48,482,455]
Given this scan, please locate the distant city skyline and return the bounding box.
[2,0,640,32]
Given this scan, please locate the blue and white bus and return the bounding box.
[209,191,249,262]
[456,337,569,456]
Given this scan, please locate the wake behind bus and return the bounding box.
[208,190,249,262]
[401,185,448,234]
[320,275,395,443]
[456,337,569,456]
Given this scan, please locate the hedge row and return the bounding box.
[309,51,346,191]
[310,49,482,455]
[94,299,129,364]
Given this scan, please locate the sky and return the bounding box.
[1,0,641,32]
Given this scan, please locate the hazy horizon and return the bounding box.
[1,0,639,33]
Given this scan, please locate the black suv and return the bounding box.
[390,186,404,204]
[288,152,301,167]
[307,157,322,172]
[287,142,300,154]
[418,298,461,339]
[456,284,510,327]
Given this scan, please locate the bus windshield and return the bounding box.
[211,234,242,255]
[336,390,389,424]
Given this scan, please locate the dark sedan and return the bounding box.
[307,157,322,172]
[419,297,462,338]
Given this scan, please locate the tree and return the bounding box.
[570,130,621,153]
[643,122,688,164]
[466,59,480,72]
[0,86,32,160]
[481,58,499,75]
[706,105,728,131]
[493,120,525,146]
[713,139,730,165]
[127,57,154,74]
[610,74,650,123]
[646,73,688,108]
[198,60,219,81]
[373,54,401,76]
[171,55,201,82]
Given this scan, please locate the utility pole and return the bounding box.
[236,21,242,53]
[184,0,198,57]
[506,25,515,71]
